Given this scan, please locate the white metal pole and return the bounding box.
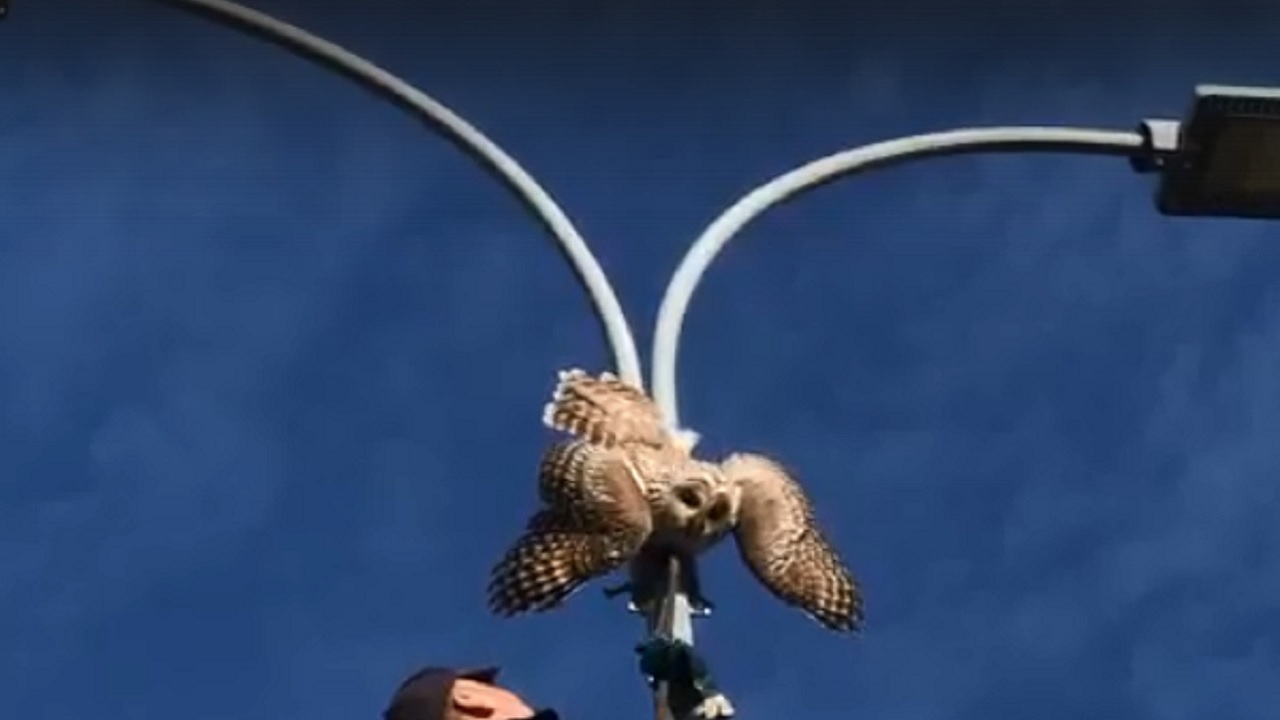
[140,0,645,390]
[650,126,1149,434]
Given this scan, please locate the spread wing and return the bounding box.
[488,440,653,616]
[535,439,650,516]
[541,368,671,449]
[721,452,864,633]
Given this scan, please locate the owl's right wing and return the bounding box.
[488,441,653,616]
[721,452,865,633]
[541,368,671,449]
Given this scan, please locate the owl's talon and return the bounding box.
[679,563,714,616]
[688,594,715,616]
[694,693,735,718]
[629,596,660,615]
[604,582,658,615]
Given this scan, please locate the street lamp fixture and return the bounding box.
[1135,84,1280,218]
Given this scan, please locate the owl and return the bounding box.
[487,368,864,633]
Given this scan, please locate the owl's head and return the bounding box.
[663,460,740,542]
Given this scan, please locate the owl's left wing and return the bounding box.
[721,452,864,633]
[487,509,647,616]
[488,441,654,617]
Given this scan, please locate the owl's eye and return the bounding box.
[676,486,703,508]
[706,499,729,522]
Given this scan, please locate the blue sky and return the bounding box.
[3,1,1280,718]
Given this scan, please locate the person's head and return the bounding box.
[384,665,554,720]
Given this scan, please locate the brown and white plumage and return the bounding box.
[720,452,864,633]
[541,368,671,450]
[488,439,653,615]
[489,367,865,635]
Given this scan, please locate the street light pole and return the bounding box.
[650,126,1149,432]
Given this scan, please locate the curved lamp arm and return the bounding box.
[650,126,1150,435]
[140,0,645,389]
[641,131,1149,717]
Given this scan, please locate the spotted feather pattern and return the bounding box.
[488,440,653,616]
[488,510,629,615]
[541,368,670,449]
[720,452,865,633]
